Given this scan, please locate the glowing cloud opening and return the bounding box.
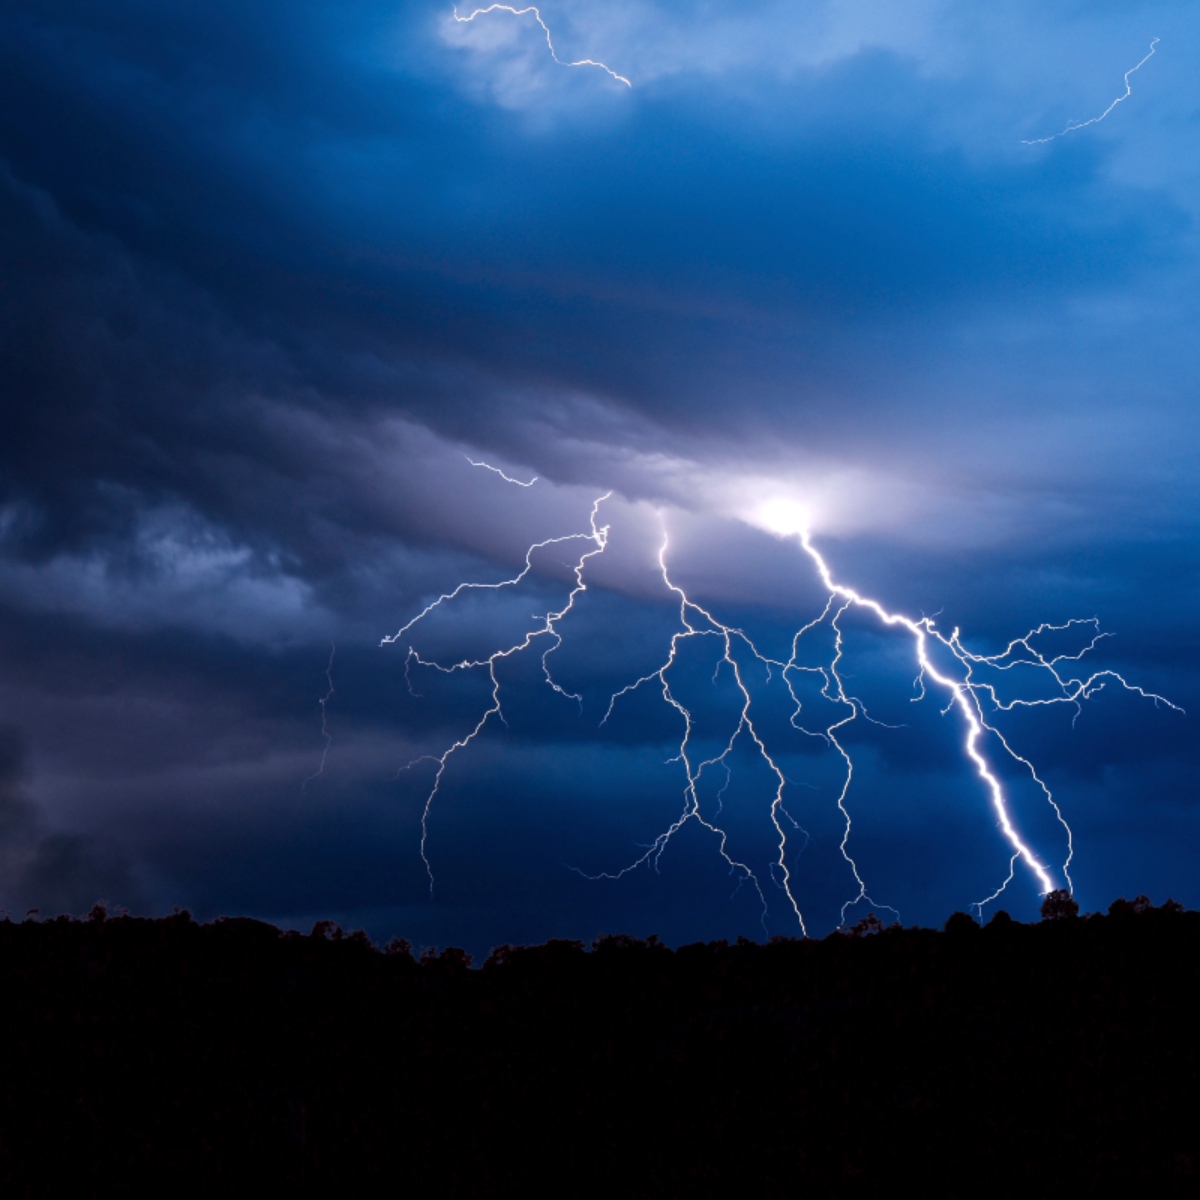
[752,497,812,539]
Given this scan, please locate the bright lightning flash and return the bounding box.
[387,479,1181,930]
[453,5,632,88]
[1023,38,1158,145]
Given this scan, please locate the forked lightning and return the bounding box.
[453,4,632,87]
[387,473,1181,930]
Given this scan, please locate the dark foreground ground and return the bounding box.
[1,899,1197,1196]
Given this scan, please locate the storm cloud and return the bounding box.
[0,0,1196,948]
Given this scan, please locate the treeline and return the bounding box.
[1,897,1197,1194]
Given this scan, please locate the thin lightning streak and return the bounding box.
[301,642,336,791]
[589,528,799,934]
[812,597,902,928]
[453,4,632,88]
[1022,38,1158,144]
[465,455,539,487]
[384,494,611,894]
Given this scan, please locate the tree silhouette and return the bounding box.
[1040,889,1079,921]
[844,912,886,937]
[944,911,980,936]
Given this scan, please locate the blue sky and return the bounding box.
[0,0,1196,949]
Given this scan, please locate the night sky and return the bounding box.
[1,0,1196,953]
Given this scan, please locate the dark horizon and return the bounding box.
[2,890,1196,1191]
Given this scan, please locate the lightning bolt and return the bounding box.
[790,534,1180,918]
[384,492,611,893]
[453,4,632,88]
[465,455,539,487]
[1022,38,1158,144]
[387,491,1181,930]
[301,641,336,791]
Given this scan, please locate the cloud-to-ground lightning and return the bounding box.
[302,642,336,791]
[453,5,632,88]
[787,534,1178,917]
[1022,38,1158,145]
[465,454,538,487]
[387,489,1181,930]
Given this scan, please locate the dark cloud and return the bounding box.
[0,724,142,916]
[0,726,32,837]
[0,0,1195,941]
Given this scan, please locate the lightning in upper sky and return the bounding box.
[387,472,1182,931]
[453,4,632,88]
[1022,38,1158,145]
[465,455,539,487]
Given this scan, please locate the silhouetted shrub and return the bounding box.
[384,936,414,960]
[944,911,980,936]
[592,933,649,954]
[484,939,585,972]
[1039,889,1079,921]
[421,945,472,973]
[842,912,886,937]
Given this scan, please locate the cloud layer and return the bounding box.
[0,0,1196,945]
